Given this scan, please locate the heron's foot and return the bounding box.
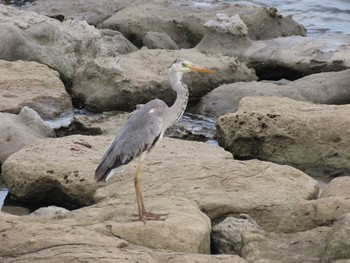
[132,212,168,223]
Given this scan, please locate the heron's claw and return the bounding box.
[132,212,168,223]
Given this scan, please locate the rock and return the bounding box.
[0,60,73,119]
[240,225,332,263]
[143,31,179,49]
[3,133,317,231]
[95,138,318,231]
[2,135,108,208]
[0,106,55,164]
[0,4,137,80]
[30,205,70,217]
[275,197,350,233]
[320,213,350,262]
[100,1,305,48]
[72,48,257,112]
[0,212,246,263]
[196,18,350,79]
[106,197,211,253]
[240,212,350,263]
[319,176,350,200]
[55,111,130,137]
[204,13,248,37]
[212,214,261,255]
[216,97,350,178]
[197,69,350,117]
[21,0,141,26]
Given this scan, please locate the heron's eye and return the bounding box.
[181,63,187,67]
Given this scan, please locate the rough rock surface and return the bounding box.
[100,1,305,48]
[196,15,350,78]
[95,138,318,230]
[2,135,108,207]
[0,211,246,262]
[0,60,73,119]
[0,4,137,80]
[3,134,318,232]
[319,176,350,200]
[216,97,350,178]
[197,69,350,117]
[212,214,261,255]
[241,213,350,263]
[21,0,143,26]
[143,31,179,49]
[275,197,350,233]
[0,107,55,164]
[72,48,257,112]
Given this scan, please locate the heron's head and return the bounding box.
[170,58,214,75]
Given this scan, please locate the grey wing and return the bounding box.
[95,99,168,182]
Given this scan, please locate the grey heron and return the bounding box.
[95,58,214,222]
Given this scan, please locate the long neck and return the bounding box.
[165,69,189,127]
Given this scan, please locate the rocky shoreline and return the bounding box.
[1,1,350,262]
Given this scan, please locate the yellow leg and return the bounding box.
[134,158,146,221]
[133,152,168,222]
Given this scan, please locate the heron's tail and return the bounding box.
[94,161,112,182]
[95,156,129,182]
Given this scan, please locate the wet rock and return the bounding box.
[212,214,261,255]
[143,31,179,49]
[72,49,257,112]
[100,1,305,48]
[216,97,350,178]
[0,106,55,164]
[197,69,350,117]
[196,15,350,78]
[0,4,137,80]
[0,60,73,119]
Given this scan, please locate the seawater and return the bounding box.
[230,0,350,36]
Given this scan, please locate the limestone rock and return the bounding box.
[143,31,179,49]
[0,209,247,262]
[21,0,142,26]
[100,2,305,48]
[320,176,350,200]
[95,138,318,230]
[30,205,70,218]
[204,13,248,36]
[72,49,257,112]
[106,197,211,253]
[212,214,261,255]
[2,135,108,207]
[0,107,55,164]
[240,212,350,262]
[3,133,318,231]
[197,24,350,78]
[0,60,73,119]
[216,97,350,178]
[0,4,137,80]
[197,69,350,117]
[275,197,350,233]
[240,226,332,263]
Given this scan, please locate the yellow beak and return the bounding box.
[188,64,214,74]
